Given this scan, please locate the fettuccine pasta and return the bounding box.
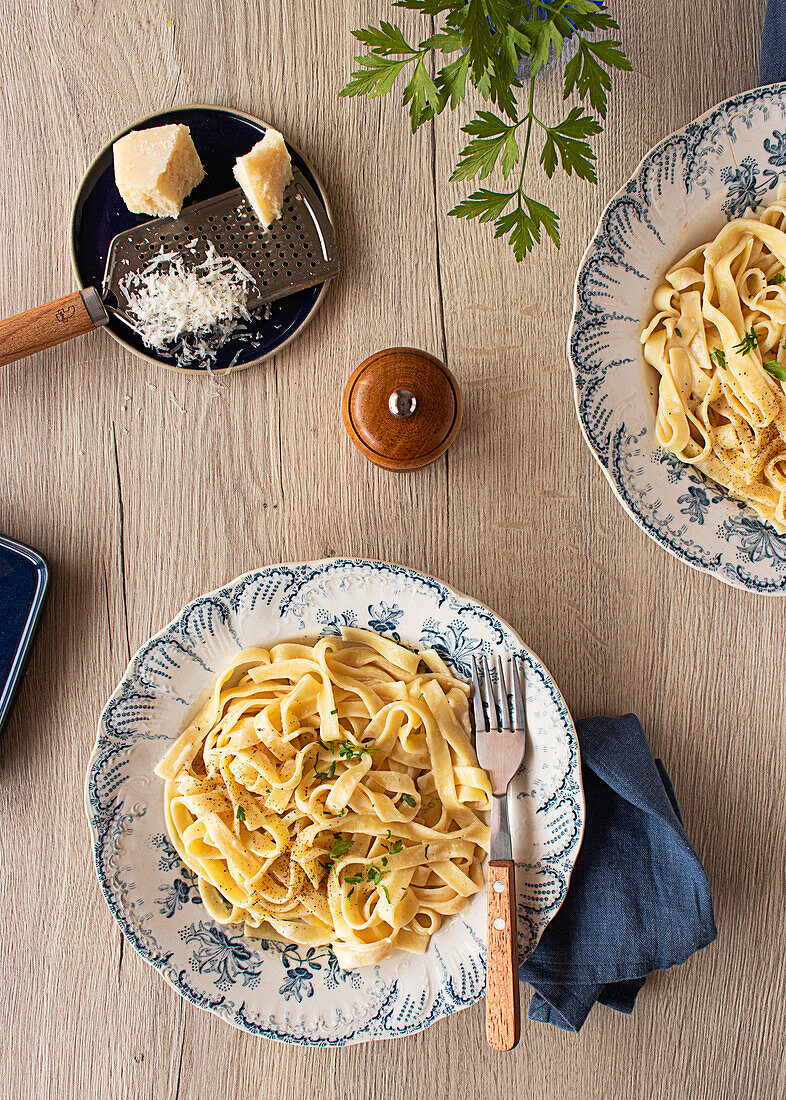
[155,628,491,969]
[641,191,786,531]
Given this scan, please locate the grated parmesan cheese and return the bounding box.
[119,245,254,367]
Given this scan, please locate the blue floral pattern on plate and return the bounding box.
[85,559,583,1044]
[569,83,786,593]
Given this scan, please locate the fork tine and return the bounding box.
[510,654,526,734]
[470,656,486,732]
[496,656,511,730]
[481,656,499,732]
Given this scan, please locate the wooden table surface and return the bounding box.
[3,2,783,1097]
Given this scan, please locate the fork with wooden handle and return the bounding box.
[471,654,527,1052]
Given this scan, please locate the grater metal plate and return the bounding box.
[102,167,339,326]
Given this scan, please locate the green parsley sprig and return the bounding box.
[341,839,406,896]
[320,835,354,871]
[709,347,727,371]
[329,836,354,862]
[340,1,630,259]
[337,740,380,761]
[314,759,337,782]
[733,329,759,355]
[763,360,786,381]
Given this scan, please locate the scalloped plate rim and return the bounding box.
[85,557,584,1043]
[568,81,786,595]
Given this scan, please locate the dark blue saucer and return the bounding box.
[71,106,332,372]
[0,536,48,734]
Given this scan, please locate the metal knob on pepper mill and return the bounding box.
[342,347,462,471]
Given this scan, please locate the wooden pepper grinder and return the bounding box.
[342,347,462,471]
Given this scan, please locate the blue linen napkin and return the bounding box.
[518,714,717,1032]
[761,0,786,85]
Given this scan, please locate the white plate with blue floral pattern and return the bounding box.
[86,559,583,1044]
[570,82,786,594]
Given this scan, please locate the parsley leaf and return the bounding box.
[344,872,363,885]
[447,187,515,224]
[314,760,336,782]
[435,49,470,111]
[381,884,391,904]
[403,56,443,130]
[450,112,520,182]
[493,198,560,260]
[350,20,413,54]
[763,360,786,380]
[337,739,379,762]
[710,347,727,371]
[768,272,786,286]
[539,106,601,182]
[424,844,430,860]
[674,327,682,338]
[235,805,246,823]
[323,836,353,871]
[367,863,383,885]
[339,52,411,99]
[563,35,630,119]
[401,793,417,808]
[733,329,758,355]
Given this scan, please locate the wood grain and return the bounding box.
[1,1,783,1098]
[486,861,521,1053]
[0,290,101,366]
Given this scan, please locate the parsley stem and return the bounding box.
[539,0,577,16]
[518,75,537,204]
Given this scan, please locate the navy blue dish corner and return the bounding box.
[70,105,332,372]
[0,536,48,734]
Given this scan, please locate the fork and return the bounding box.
[471,654,527,1052]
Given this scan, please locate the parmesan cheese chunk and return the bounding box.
[113,124,205,218]
[233,128,293,230]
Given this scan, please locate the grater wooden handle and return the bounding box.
[0,288,108,366]
[486,860,521,1051]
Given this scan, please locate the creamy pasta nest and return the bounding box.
[155,628,491,969]
[641,190,786,531]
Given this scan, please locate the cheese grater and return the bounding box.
[102,167,339,327]
[0,168,339,367]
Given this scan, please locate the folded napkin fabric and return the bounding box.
[519,714,717,1032]
[761,0,786,85]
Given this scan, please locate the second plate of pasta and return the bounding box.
[570,82,786,593]
[86,559,582,1045]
